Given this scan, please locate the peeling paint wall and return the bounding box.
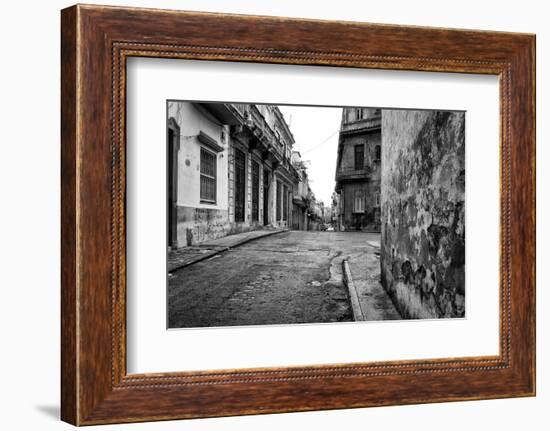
[380,110,465,319]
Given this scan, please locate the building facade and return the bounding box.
[334,107,382,232]
[167,102,299,248]
[290,151,310,231]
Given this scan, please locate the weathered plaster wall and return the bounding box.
[176,206,229,245]
[380,110,465,319]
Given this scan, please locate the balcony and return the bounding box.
[292,195,308,208]
[335,166,371,183]
[199,102,241,125]
[341,115,381,135]
[230,103,249,119]
[248,106,282,155]
[229,104,290,166]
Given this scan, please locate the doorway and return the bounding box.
[263,169,270,226]
[234,149,246,223]
[167,118,180,248]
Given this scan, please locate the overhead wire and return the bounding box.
[300,129,339,155]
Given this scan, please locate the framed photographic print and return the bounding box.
[61,4,535,425]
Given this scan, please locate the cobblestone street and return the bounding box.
[168,230,399,328]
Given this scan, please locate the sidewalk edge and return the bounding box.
[342,259,366,321]
[168,229,288,272]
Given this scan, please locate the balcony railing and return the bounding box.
[249,106,275,139]
[335,166,371,182]
[230,103,249,119]
[341,115,381,134]
[228,103,296,164]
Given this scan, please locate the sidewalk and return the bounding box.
[168,228,287,272]
[342,243,402,321]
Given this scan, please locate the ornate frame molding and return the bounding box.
[61,4,535,425]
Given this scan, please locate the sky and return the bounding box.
[278,105,343,205]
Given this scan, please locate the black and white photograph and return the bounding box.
[166,102,465,328]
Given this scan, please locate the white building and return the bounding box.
[167,102,299,247]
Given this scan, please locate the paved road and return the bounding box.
[168,230,382,328]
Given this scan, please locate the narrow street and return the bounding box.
[168,230,400,328]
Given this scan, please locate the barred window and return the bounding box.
[200,147,217,203]
[353,189,364,214]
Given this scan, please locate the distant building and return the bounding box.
[167,102,298,247]
[331,191,341,228]
[290,151,310,231]
[334,107,382,232]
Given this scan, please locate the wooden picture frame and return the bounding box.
[61,4,535,425]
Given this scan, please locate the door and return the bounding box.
[234,149,246,223]
[167,126,177,247]
[251,161,260,222]
[263,169,270,225]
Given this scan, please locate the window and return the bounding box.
[353,189,365,213]
[356,108,363,120]
[200,147,216,203]
[375,145,381,161]
[234,149,246,222]
[251,161,260,222]
[354,144,364,170]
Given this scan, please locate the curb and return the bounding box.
[168,229,288,272]
[342,259,366,321]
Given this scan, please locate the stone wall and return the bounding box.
[380,110,465,319]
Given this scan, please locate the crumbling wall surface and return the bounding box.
[380,110,465,319]
[177,207,229,246]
